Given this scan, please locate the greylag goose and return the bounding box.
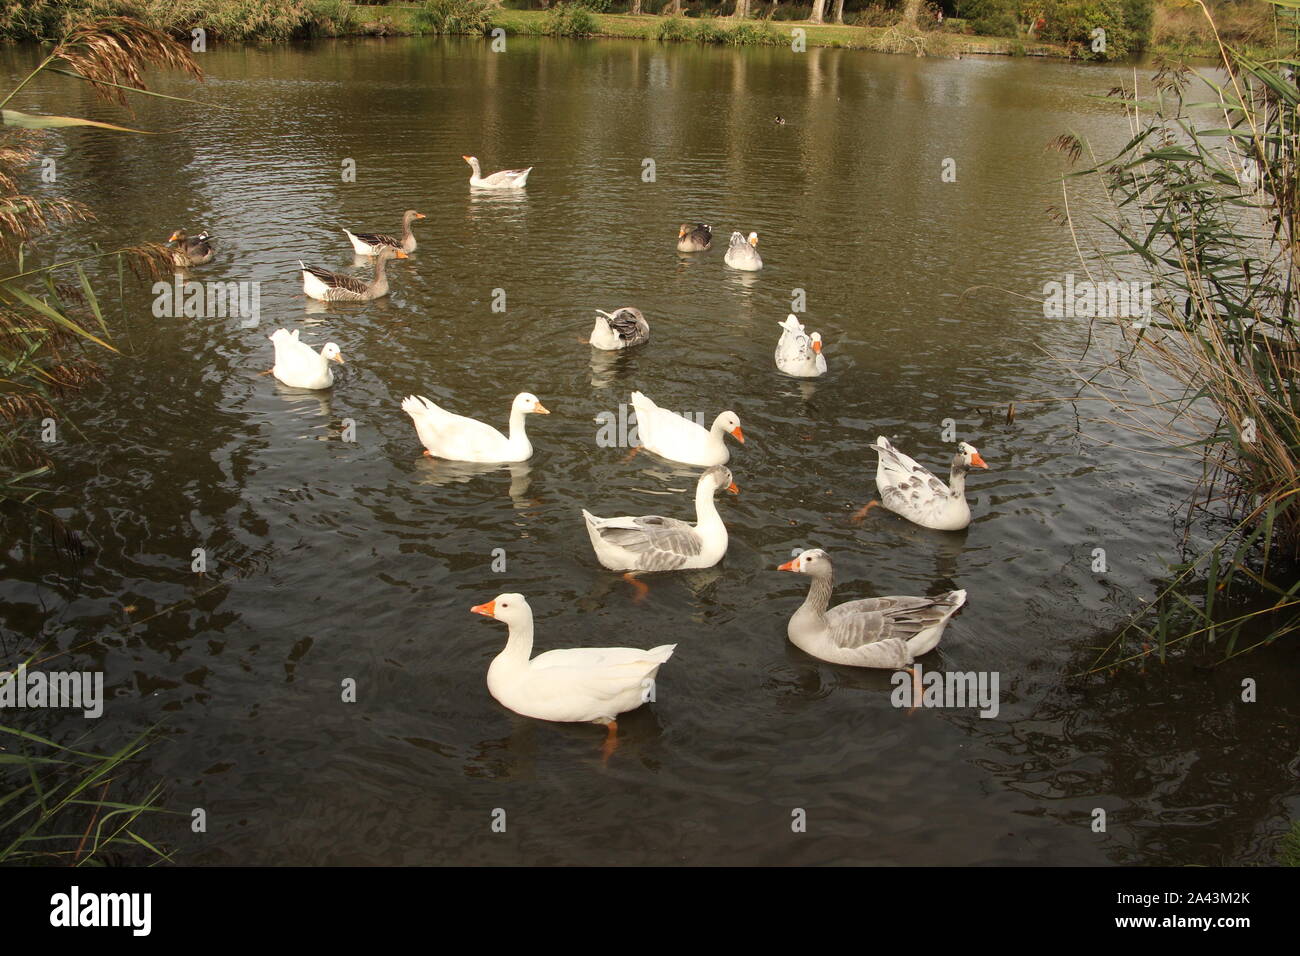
[300,246,407,302]
[463,155,532,189]
[344,210,426,255]
[774,314,826,377]
[865,438,988,531]
[777,548,966,667]
[724,231,762,271]
[590,308,650,350]
[676,223,712,252]
[583,465,737,573]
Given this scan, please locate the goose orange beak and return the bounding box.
[471,600,496,618]
[970,452,988,469]
[395,250,409,259]
[727,481,740,495]
[812,340,822,353]
[332,354,345,365]
[462,155,472,162]
[168,230,182,242]
[777,558,798,572]
[678,225,687,237]
[731,426,745,443]
[532,403,550,414]
[415,212,426,219]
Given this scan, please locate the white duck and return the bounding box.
[463,155,532,189]
[777,549,966,668]
[589,308,650,350]
[774,314,826,377]
[471,593,675,740]
[629,390,743,467]
[269,328,343,389]
[401,392,549,463]
[583,465,737,574]
[868,437,988,531]
[724,231,762,271]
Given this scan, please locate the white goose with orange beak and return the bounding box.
[629,390,743,467]
[401,392,549,463]
[869,437,989,531]
[463,155,532,189]
[470,594,675,728]
[774,314,826,377]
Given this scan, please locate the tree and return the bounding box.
[810,0,826,23]
[902,0,924,27]
[833,0,845,23]
[733,0,751,19]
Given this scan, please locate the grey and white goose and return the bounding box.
[724,230,762,271]
[589,307,649,350]
[582,465,737,574]
[868,437,988,531]
[774,314,826,377]
[300,246,408,302]
[676,223,712,252]
[168,229,214,266]
[776,548,966,668]
[344,210,426,256]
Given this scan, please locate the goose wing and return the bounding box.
[304,264,369,295]
[586,513,702,570]
[825,595,959,649]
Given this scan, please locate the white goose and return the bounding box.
[470,593,675,740]
[589,308,650,350]
[629,390,743,467]
[269,328,343,390]
[402,392,549,463]
[869,437,988,531]
[724,231,762,271]
[583,465,736,573]
[777,549,966,668]
[774,314,826,377]
[463,155,532,189]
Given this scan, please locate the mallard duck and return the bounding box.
[300,246,407,302]
[590,308,649,350]
[402,391,549,463]
[463,155,532,189]
[344,210,425,255]
[676,223,712,252]
[629,390,743,467]
[583,465,737,573]
[724,231,762,271]
[269,328,343,389]
[777,549,966,668]
[868,437,988,531]
[470,594,675,742]
[168,229,214,266]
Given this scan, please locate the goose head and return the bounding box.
[471,592,532,629]
[711,410,744,444]
[513,392,550,415]
[167,229,187,243]
[462,155,481,173]
[777,547,831,576]
[955,442,988,470]
[810,332,823,354]
[678,224,691,239]
[320,343,345,364]
[375,247,409,262]
[403,210,427,224]
[747,231,759,247]
[702,464,739,496]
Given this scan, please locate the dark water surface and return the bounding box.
[2,37,1297,865]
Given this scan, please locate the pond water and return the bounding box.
[2,36,1297,865]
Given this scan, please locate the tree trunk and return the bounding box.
[732,0,750,20]
[833,0,844,24]
[902,0,924,28]
[810,0,825,24]
[631,0,642,13]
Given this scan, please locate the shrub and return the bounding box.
[692,17,729,41]
[542,3,599,36]
[1038,0,1139,59]
[411,0,495,36]
[728,20,782,44]
[657,15,694,39]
